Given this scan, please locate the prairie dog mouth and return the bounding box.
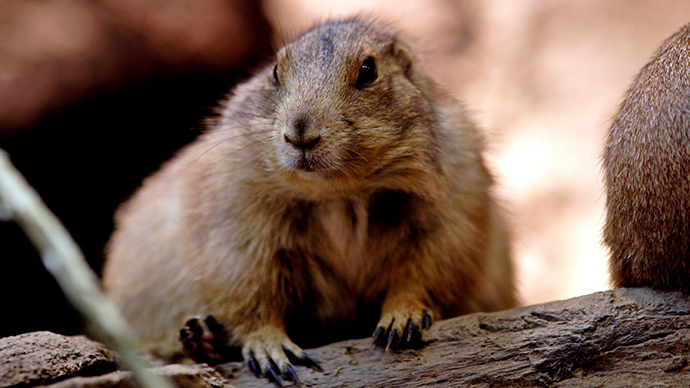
[295,153,321,172]
[280,131,333,173]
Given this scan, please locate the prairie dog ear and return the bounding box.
[390,39,432,92]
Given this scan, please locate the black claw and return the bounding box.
[406,322,422,343]
[283,346,323,372]
[422,310,433,329]
[283,346,299,362]
[247,354,261,377]
[372,326,386,346]
[403,318,412,340]
[184,316,204,335]
[204,315,223,331]
[265,363,283,387]
[282,347,322,372]
[300,352,323,372]
[283,364,300,385]
[179,327,192,342]
[184,316,200,326]
[386,329,401,351]
[373,317,396,348]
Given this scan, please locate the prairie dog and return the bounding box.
[103,18,516,383]
[604,23,690,292]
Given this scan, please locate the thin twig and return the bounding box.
[0,148,173,388]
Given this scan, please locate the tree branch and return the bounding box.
[0,148,172,388]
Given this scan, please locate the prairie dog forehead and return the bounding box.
[276,20,396,78]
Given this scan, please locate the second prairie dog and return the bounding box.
[103,18,516,381]
[604,23,690,292]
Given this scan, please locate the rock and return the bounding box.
[0,332,233,388]
[0,331,116,388]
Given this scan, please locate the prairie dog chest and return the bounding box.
[312,198,371,282]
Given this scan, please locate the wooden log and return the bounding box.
[216,287,690,387]
[4,287,689,388]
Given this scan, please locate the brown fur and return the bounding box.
[103,18,515,367]
[604,23,690,292]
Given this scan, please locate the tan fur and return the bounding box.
[103,19,516,363]
[604,23,690,292]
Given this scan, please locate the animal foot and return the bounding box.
[179,315,232,365]
[242,326,322,387]
[372,307,433,350]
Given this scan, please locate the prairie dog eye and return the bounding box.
[356,57,377,88]
[272,64,280,86]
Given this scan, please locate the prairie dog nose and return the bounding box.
[284,116,321,150]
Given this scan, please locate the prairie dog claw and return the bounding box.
[373,308,433,350]
[242,326,322,386]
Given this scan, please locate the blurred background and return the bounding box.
[1,0,690,338]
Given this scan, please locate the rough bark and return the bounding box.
[3,288,690,388]
[43,365,229,388]
[218,287,690,387]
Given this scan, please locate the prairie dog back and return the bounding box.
[604,23,690,292]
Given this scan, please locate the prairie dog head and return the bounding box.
[233,19,440,192]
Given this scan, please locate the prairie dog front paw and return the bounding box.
[180,315,233,365]
[242,326,322,386]
[372,296,434,350]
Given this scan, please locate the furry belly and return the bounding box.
[281,196,393,347]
